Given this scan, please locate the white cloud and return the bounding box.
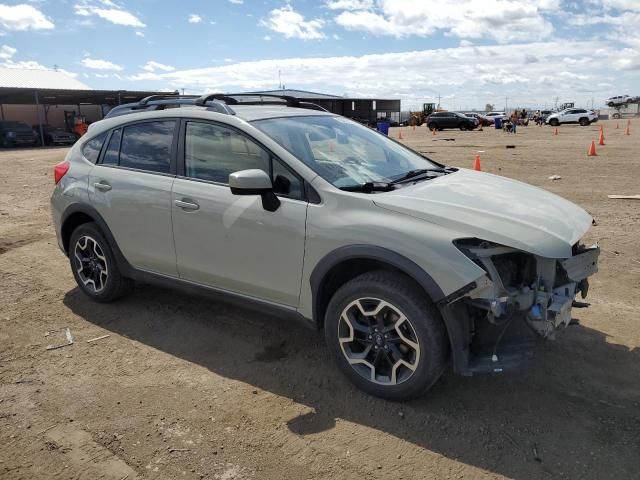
[142,60,175,72]
[229,0,243,4]
[135,31,144,37]
[330,0,556,43]
[0,3,54,30]
[188,14,202,24]
[81,57,123,71]
[264,35,271,41]
[0,44,15,60]
[127,40,633,109]
[260,5,325,40]
[326,0,373,9]
[75,1,145,28]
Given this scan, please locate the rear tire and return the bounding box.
[427,122,436,131]
[69,222,133,302]
[549,118,560,127]
[324,270,448,400]
[579,117,589,126]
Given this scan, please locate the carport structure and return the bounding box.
[0,67,174,145]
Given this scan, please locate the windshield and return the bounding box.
[253,115,439,189]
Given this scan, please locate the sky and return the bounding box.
[1,0,639,110]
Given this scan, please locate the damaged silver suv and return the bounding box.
[51,94,599,400]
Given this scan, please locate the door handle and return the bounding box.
[174,199,200,211]
[94,182,112,192]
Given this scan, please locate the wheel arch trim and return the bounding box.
[310,245,446,325]
[60,203,134,276]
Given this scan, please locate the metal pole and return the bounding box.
[34,90,45,147]
[0,104,4,120]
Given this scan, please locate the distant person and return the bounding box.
[510,111,519,133]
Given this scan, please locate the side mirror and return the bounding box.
[229,169,280,212]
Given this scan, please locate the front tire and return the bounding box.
[324,271,448,400]
[579,117,590,126]
[69,222,133,302]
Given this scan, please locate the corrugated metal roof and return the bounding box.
[0,67,90,90]
[242,89,343,100]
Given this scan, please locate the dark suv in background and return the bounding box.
[0,121,38,147]
[426,112,478,131]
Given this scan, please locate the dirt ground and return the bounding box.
[1,119,638,479]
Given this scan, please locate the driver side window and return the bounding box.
[184,121,303,200]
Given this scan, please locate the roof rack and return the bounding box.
[104,92,328,119]
[138,94,199,106]
[194,93,328,111]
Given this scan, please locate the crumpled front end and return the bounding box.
[441,239,600,375]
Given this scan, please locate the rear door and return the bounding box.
[171,119,308,306]
[88,119,178,275]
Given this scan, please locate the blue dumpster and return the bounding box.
[376,121,390,135]
[494,117,503,129]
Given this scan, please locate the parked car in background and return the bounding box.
[464,112,493,126]
[426,111,478,130]
[51,93,599,400]
[539,110,555,122]
[606,95,632,107]
[485,111,508,121]
[546,108,598,126]
[33,124,77,146]
[0,120,38,147]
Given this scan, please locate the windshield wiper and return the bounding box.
[339,182,395,193]
[389,168,447,185]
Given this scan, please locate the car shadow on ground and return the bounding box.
[63,284,640,480]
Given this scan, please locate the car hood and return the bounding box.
[373,169,593,258]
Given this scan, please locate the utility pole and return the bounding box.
[437,94,441,110]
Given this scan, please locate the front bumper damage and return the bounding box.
[439,240,600,375]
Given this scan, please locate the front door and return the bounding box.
[171,120,307,307]
[88,120,178,275]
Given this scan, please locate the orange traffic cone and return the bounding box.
[473,154,482,171]
[587,140,597,156]
[554,127,558,136]
[598,127,605,146]
[616,122,620,129]
[398,130,403,140]
[432,128,436,136]
[626,120,631,135]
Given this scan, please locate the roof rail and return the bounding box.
[194,92,328,111]
[138,94,199,106]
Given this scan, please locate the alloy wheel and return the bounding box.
[73,235,108,293]
[338,297,420,385]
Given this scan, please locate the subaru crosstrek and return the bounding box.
[51,94,600,400]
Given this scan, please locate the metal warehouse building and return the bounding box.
[0,67,170,143]
[245,89,401,125]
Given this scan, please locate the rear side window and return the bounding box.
[82,132,107,163]
[102,128,121,165]
[119,121,175,173]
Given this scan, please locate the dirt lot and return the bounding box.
[1,120,638,479]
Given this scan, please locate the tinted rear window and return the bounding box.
[119,121,175,173]
[82,133,107,163]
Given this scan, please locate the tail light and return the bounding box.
[53,160,70,184]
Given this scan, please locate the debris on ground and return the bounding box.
[608,194,640,200]
[87,334,110,344]
[45,327,73,351]
[548,175,562,180]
